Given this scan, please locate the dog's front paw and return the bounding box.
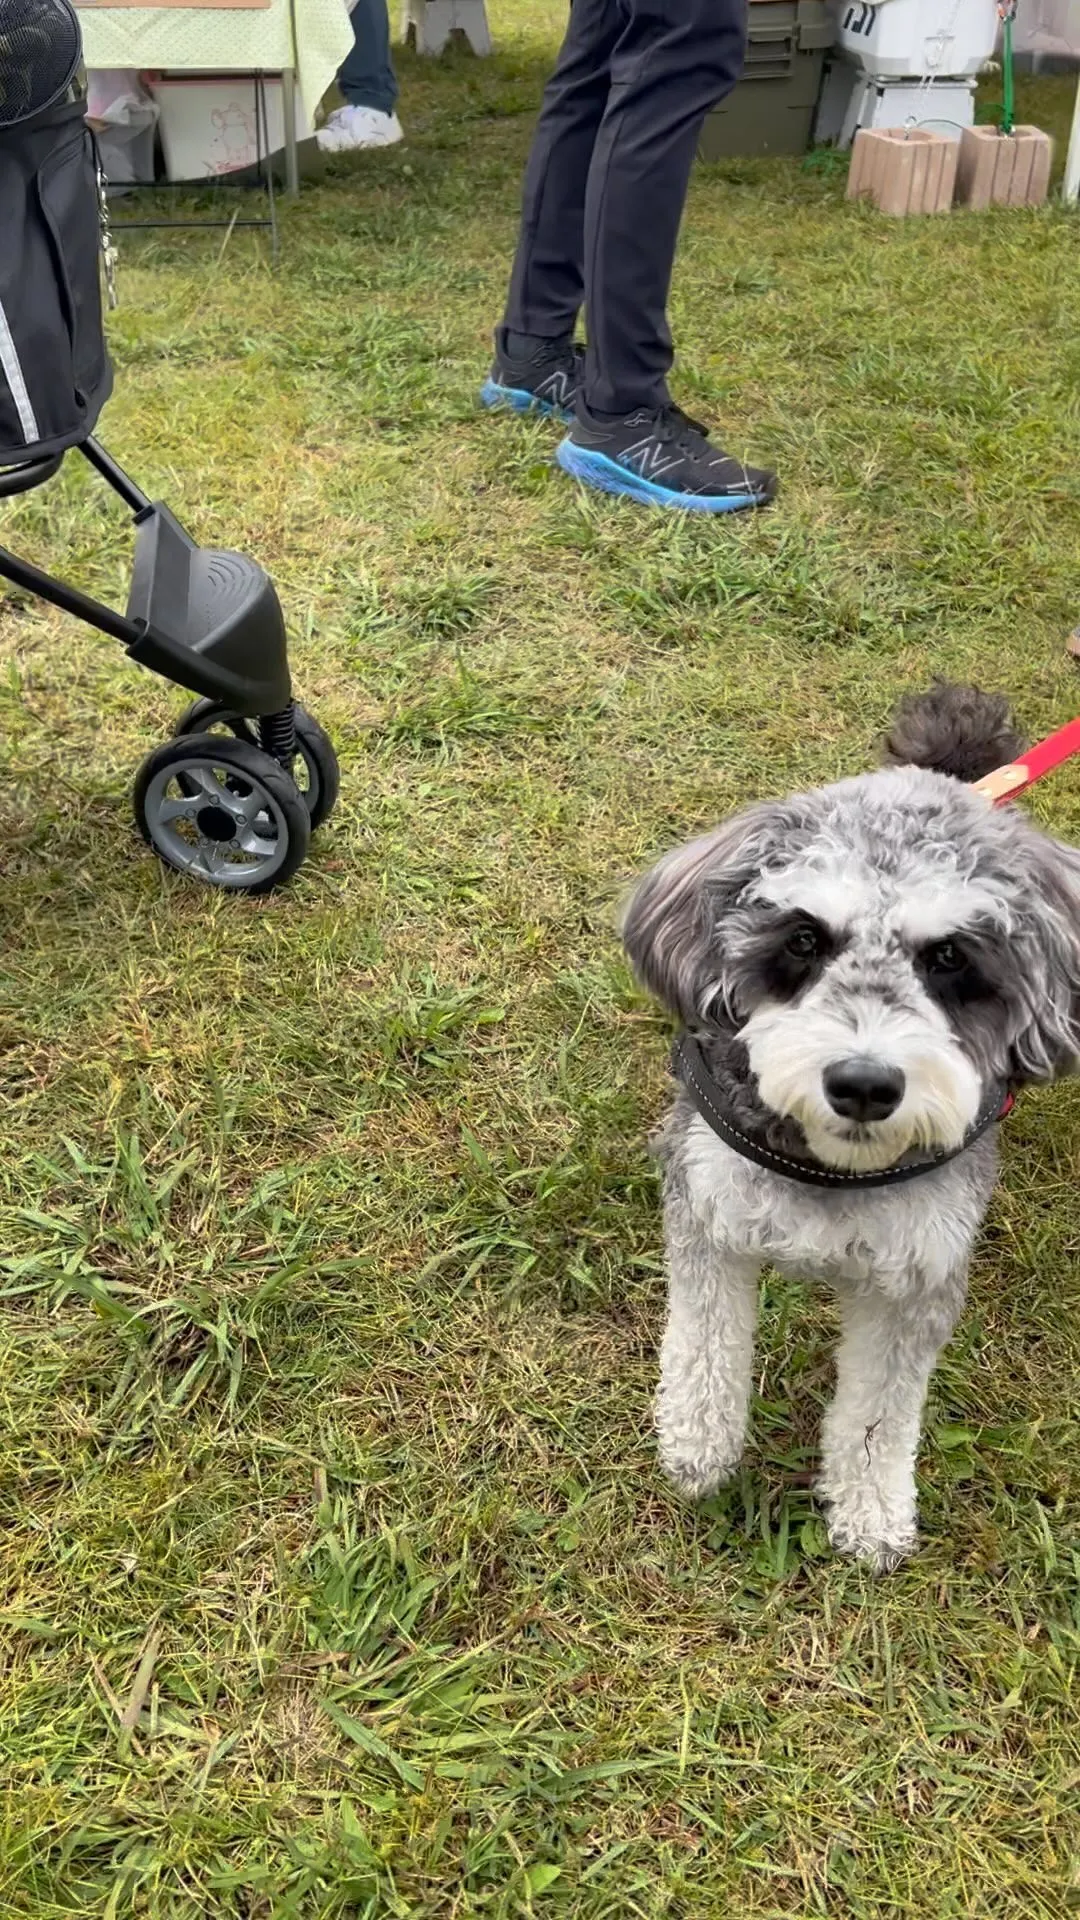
[659,1438,742,1501]
[824,1508,918,1572]
[818,1452,919,1571]
[821,1476,918,1570]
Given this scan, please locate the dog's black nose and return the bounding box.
[823,1058,905,1123]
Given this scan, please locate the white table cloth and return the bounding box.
[78,0,353,126]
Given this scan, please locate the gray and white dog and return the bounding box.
[622,685,1080,1568]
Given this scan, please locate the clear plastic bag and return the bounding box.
[86,68,159,185]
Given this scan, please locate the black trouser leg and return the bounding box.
[502,0,620,345]
[583,0,748,415]
[502,0,747,415]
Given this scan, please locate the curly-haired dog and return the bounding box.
[622,685,1080,1568]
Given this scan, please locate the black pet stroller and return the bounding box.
[0,0,339,892]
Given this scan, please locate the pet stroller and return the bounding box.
[0,0,339,892]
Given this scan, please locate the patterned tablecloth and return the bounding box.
[78,0,353,121]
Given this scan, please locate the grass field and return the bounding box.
[3,10,1080,1914]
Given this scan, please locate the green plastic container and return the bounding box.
[699,0,835,160]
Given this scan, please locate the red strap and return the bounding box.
[971,714,1080,805]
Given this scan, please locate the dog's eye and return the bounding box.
[785,924,822,960]
[764,917,837,1001]
[924,938,965,974]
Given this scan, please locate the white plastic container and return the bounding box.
[149,74,313,183]
[836,0,999,78]
[815,58,977,140]
[856,74,977,129]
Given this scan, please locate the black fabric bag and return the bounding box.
[0,95,113,466]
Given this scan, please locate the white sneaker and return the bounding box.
[316,106,404,153]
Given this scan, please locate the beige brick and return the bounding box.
[846,129,957,216]
[1027,127,1053,203]
[956,125,998,209]
[845,129,875,202]
[877,135,917,214]
[955,125,1053,208]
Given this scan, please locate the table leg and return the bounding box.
[282,67,301,200]
[1064,70,1080,205]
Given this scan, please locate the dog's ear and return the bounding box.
[1008,833,1080,1082]
[620,806,774,1028]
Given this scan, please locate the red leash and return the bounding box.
[971,715,1080,805]
[950,703,1079,1127]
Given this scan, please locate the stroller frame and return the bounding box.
[0,437,339,891]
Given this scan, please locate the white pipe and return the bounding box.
[1064,67,1080,201]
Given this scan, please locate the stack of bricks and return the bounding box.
[847,126,1053,216]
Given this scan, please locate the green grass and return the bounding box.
[2,12,1080,1914]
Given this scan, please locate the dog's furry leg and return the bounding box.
[657,1188,761,1499]
[818,1280,963,1571]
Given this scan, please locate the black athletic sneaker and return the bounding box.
[481,335,584,423]
[556,404,777,513]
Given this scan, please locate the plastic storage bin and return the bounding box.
[149,74,313,182]
[835,0,998,79]
[699,0,836,159]
[814,61,977,142]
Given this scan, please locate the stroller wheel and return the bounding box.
[175,699,340,831]
[175,698,259,749]
[134,734,312,893]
